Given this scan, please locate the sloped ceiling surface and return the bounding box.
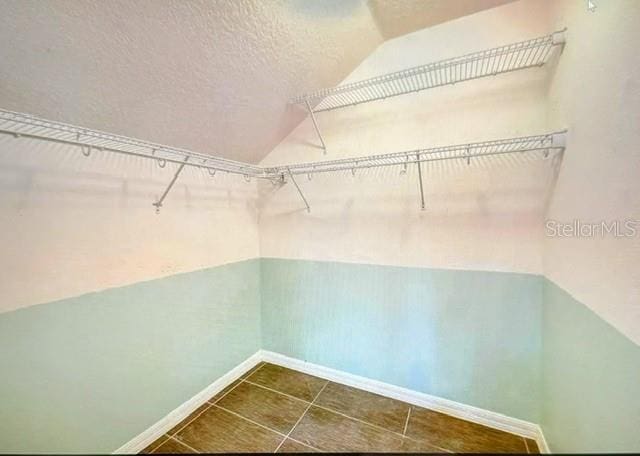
[369,0,516,39]
[0,0,513,163]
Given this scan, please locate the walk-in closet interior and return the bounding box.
[1,0,639,453]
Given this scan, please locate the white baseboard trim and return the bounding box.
[113,351,263,454]
[259,350,549,453]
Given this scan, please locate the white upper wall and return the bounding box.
[544,0,640,345]
[0,137,260,313]
[259,0,555,275]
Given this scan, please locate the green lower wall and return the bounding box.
[260,258,543,422]
[541,279,640,452]
[0,259,261,454]
[2,256,638,453]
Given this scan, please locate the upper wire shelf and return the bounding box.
[291,30,566,113]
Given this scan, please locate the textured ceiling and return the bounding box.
[0,0,514,163]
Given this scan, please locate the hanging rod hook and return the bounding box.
[208,168,217,177]
[81,145,91,157]
[351,163,357,177]
[400,155,408,175]
[243,174,251,183]
[466,147,471,165]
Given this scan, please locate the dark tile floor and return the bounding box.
[141,363,540,454]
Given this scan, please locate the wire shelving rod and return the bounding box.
[0,109,269,178]
[0,108,567,213]
[291,30,566,113]
[267,131,567,177]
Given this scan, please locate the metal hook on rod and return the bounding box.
[151,148,166,168]
[208,168,217,177]
[466,147,471,165]
[400,155,408,175]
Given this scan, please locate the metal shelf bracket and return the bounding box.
[304,99,326,154]
[287,167,311,213]
[153,156,190,213]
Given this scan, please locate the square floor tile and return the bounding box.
[405,406,527,453]
[217,381,309,434]
[315,382,410,434]
[246,363,327,401]
[175,405,283,452]
[289,405,405,452]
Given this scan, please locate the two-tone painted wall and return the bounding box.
[0,138,263,453]
[541,0,640,451]
[258,0,553,431]
[1,0,639,453]
[259,0,640,452]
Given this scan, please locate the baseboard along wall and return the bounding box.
[115,350,549,454]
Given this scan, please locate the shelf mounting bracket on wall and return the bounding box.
[287,167,311,213]
[416,152,426,211]
[153,156,190,213]
[304,99,326,154]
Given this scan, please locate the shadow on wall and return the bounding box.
[257,149,564,219]
[0,136,259,213]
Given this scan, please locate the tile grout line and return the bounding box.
[402,406,412,436]
[213,403,290,439]
[168,403,213,438]
[244,379,312,404]
[166,435,200,454]
[284,436,323,453]
[273,380,330,453]
[244,374,451,453]
[212,403,322,453]
[311,402,451,453]
[144,435,170,454]
[169,362,266,440]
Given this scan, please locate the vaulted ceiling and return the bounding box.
[0,0,514,163]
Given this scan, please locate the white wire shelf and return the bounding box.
[291,30,566,113]
[0,108,566,213]
[0,109,267,179]
[267,132,567,177]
